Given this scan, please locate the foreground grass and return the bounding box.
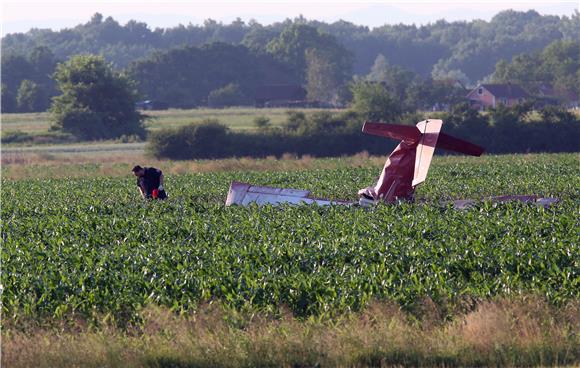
[3,296,578,368]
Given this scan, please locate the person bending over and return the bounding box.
[132,165,167,199]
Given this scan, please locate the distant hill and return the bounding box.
[2,10,578,112]
[2,10,578,81]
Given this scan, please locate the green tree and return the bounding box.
[50,55,145,140]
[1,83,17,113]
[405,78,467,111]
[253,115,271,129]
[367,54,416,107]
[207,83,247,107]
[16,80,48,112]
[267,24,352,82]
[129,43,292,108]
[492,40,580,99]
[241,23,278,53]
[147,120,229,159]
[539,40,580,95]
[350,80,401,121]
[538,105,575,124]
[431,65,470,87]
[305,48,342,103]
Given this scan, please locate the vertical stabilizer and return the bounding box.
[413,120,442,186]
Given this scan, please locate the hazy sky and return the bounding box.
[2,0,579,36]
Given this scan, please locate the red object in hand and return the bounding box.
[152,189,159,199]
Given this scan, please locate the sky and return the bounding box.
[1,0,579,36]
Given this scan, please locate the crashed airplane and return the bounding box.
[226,119,558,209]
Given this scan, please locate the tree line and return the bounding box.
[2,10,579,112]
[3,52,577,159]
[147,103,580,160]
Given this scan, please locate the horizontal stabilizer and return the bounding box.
[436,133,485,156]
[362,122,421,143]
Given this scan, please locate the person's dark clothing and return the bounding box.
[137,167,166,199]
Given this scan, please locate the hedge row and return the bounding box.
[147,121,578,160]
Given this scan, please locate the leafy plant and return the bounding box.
[1,154,578,325]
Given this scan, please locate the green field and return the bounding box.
[3,153,578,319]
[2,152,579,366]
[1,107,342,136]
[3,108,578,136]
[0,108,343,163]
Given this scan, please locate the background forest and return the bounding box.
[2,10,579,112]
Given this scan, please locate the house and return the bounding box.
[466,83,530,110]
[254,85,307,108]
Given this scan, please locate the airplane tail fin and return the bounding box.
[361,119,485,187]
[412,119,484,186]
[413,120,442,186]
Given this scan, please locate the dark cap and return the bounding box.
[132,165,143,173]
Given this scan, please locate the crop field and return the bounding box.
[2,152,579,367]
[3,153,578,321]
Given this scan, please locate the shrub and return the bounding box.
[538,105,576,124]
[147,107,580,160]
[207,83,247,108]
[283,111,307,132]
[50,55,146,140]
[148,120,229,159]
[350,80,402,122]
[253,116,271,129]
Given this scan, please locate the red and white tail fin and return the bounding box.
[361,119,485,189]
[413,120,442,186]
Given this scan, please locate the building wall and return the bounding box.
[467,86,496,109]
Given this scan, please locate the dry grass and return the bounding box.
[3,296,578,367]
[1,151,388,180]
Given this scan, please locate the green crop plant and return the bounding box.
[2,153,578,324]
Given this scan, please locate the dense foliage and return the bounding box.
[1,46,58,112]
[266,24,353,84]
[127,42,294,108]
[350,80,402,121]
[147,120,230,159]
[147,105,580,160]
[492,39,580,96]
[3,10,577,77]
[50,55,145,140]
[2,10,578,110]
[2,154,578,324]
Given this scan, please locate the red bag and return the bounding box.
[152,189,159,199]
